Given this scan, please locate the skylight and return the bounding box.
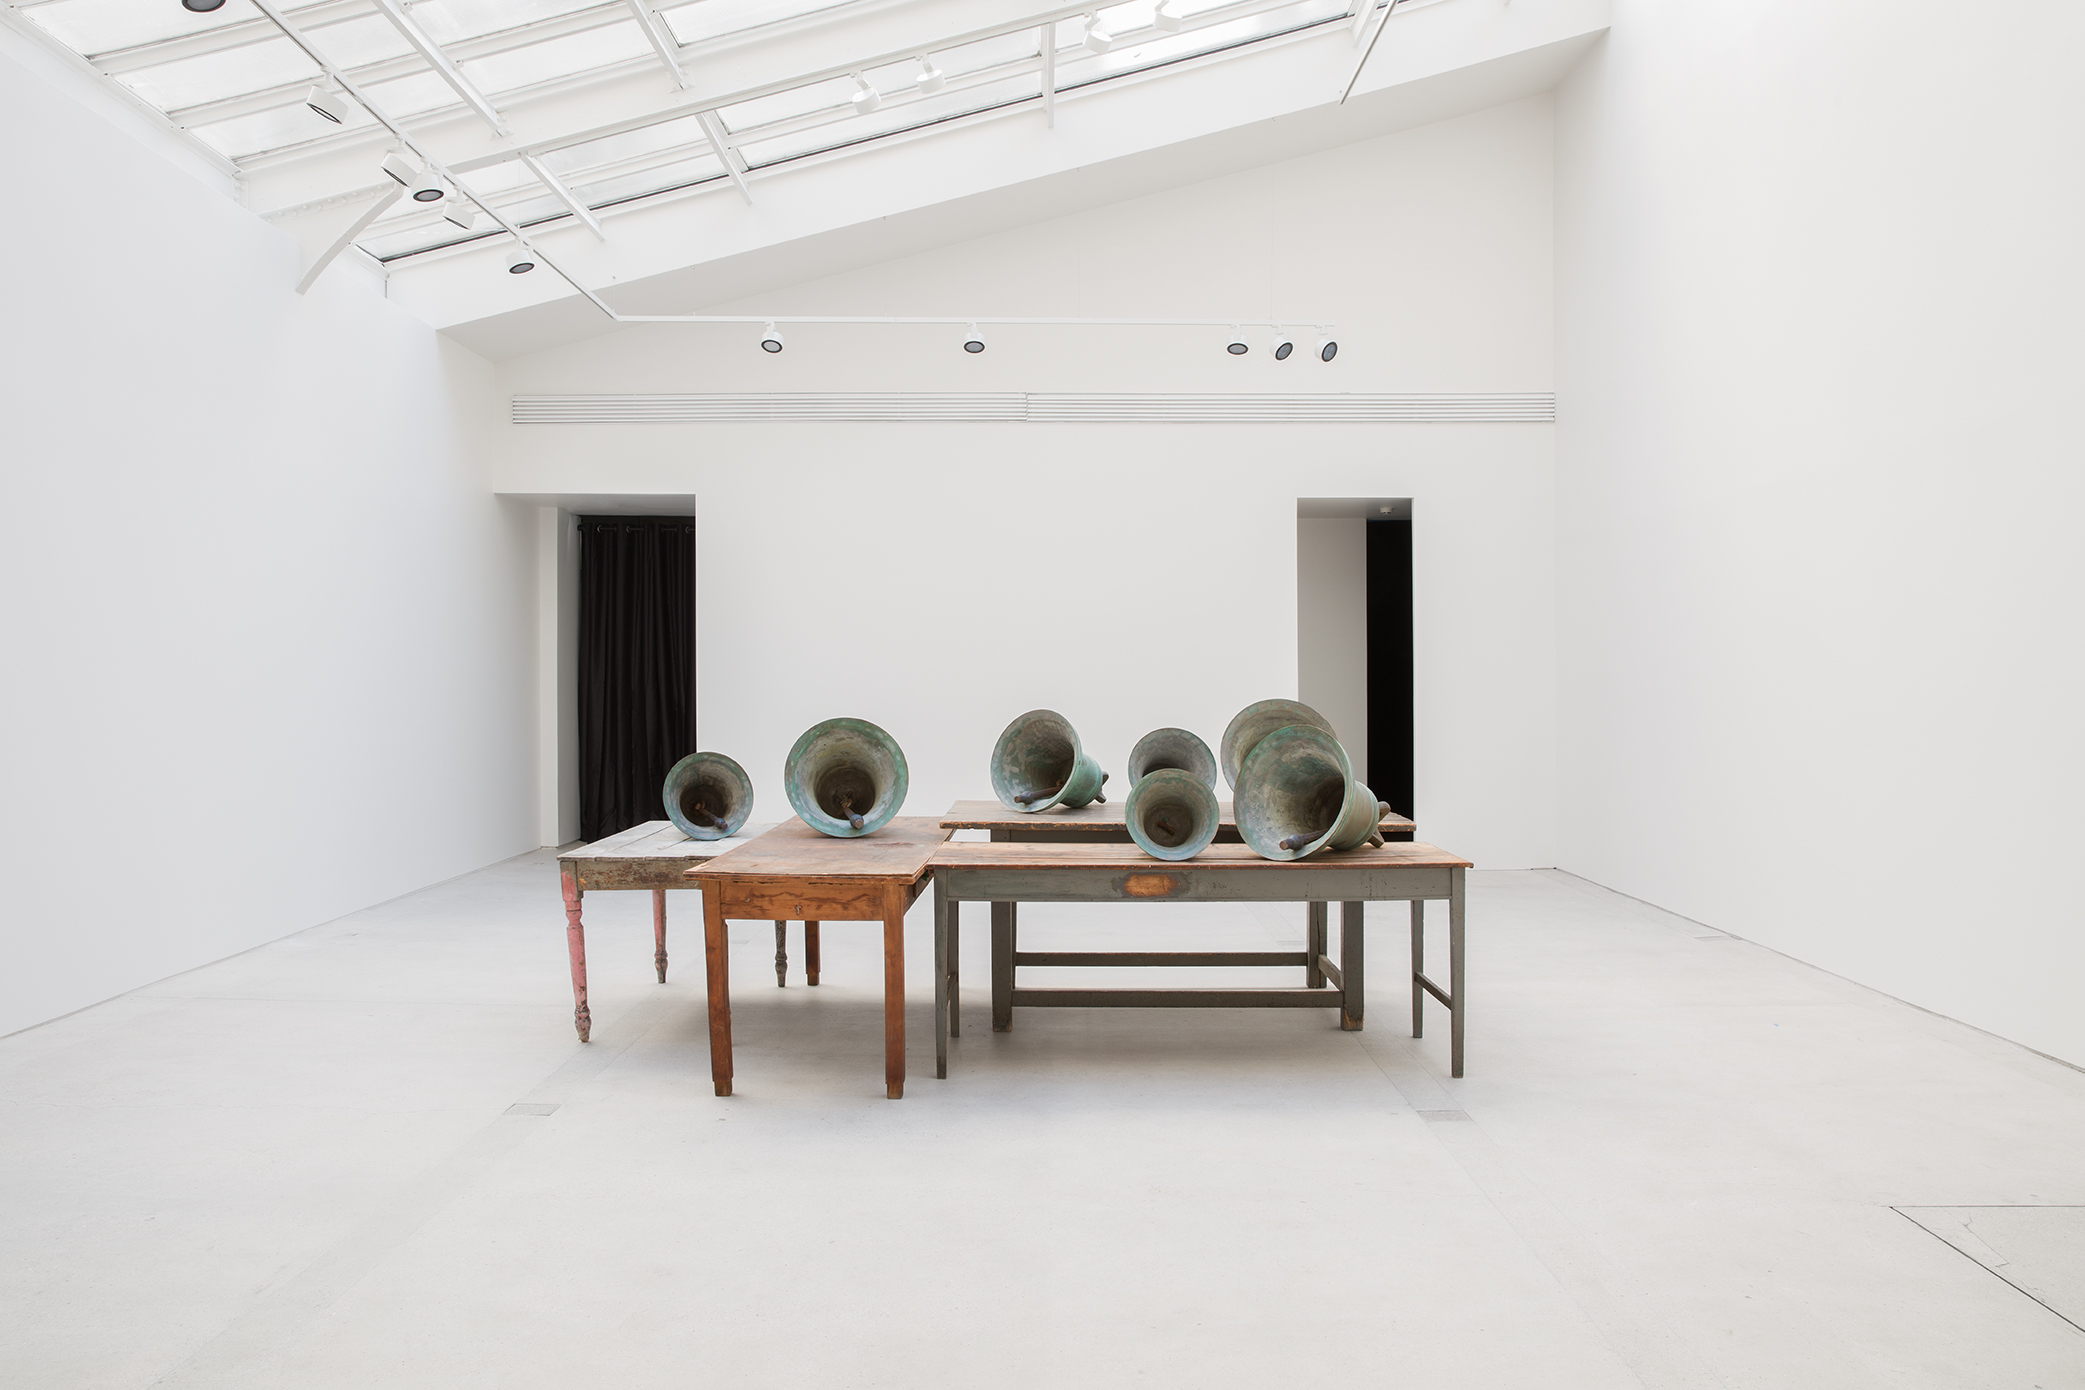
[5,0,1394,286]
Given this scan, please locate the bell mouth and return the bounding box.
[990,709,1084,812]
[1126,768,1219,861]
[1233,724,1353,860]
[783,718,908,837]
[1127,727,1218,790]
[662,752,753,840]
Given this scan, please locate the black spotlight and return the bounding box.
[182,0,227,11]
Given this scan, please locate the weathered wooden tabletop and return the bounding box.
[940,800,1419,835]
[686,816,950,884]
[929,839,1469,875]
[559,819,774,892]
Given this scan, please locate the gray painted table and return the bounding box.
[927,839,1471,1079]
[555,819,784,1043]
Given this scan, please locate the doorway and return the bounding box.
[576,514,697,842]
[1297,498,1413,835]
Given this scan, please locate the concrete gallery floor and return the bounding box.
[4,856,2083,1390]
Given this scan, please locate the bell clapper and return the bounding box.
[1278,833,1312,852]
[836,792,867,830]
[1014,785,1064,806]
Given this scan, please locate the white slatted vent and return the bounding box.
[511,392,1555,424]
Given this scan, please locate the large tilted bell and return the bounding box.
[662,751,754,840]
[1126,768,1220,861]
[1219,698,1338,790]
[1234,724,1387,861]
[1126,727,1218,790]
[990,709,1108,812]
[784,717,908,837]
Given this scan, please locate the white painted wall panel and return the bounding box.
[1555,4,2085,1063]
[498,102,1559,869]
[0,52,535,1036]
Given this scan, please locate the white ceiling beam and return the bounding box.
[297,184,403,293]
[1341,0,1403,103]
[624,0,689,88]
[1040,21,1056,128]
[697,110,755,204]
[521,154,607,240]
[246,0,612,316]
[366,0,509,136]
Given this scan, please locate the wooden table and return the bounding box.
[928,840,1471,1078]
[557,820,791,1044]
[686,817,951,1100]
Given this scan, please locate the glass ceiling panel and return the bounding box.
[660,0,858,47]
[22,0,259,57]
[192,98,382,160]
[541,114,712,178]
[460,21,653,95]
[350,68,464,119]
[734,70,1041,167]
[293,13,418,70]
[1052,0,1349,89]
[116,36,320,111]
[412,0,609,46]
[568,149,725,207]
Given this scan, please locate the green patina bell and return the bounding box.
[784,717,908,837]
[1234,724,1385,861]
[1125,767,1221,861]
[662,751,755,840]
[1218,698,1337,790]
[1126,727,1218,790]
[990,709,1108,812]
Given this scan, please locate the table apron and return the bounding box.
[937,864,1456,903]
[571,862,713,892]
[707,879,917,921]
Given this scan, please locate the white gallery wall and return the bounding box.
[1296,518,1370,779]
[496,100,1558,869]
[1555,3,2085,1064]
[0,45,538,1036]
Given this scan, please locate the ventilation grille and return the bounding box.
[511,392,1555,425]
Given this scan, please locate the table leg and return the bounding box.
[947,899,960,1038]
[934,878,949,1080]
[561,868,590,1043]
[702,890,733,1097]
[1306,902,1328,989]
[805,922,820,985]
[991,901,1015,1032]
[774,920,788,987]
[652,889,668,983]
[1340,901,1365,1031]
[1449,868,1466,1079]
[1410,899,1425,1039]
[883,887,907,1100]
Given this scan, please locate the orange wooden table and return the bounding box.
[686,817,950,1099]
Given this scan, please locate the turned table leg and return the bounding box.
[561,867,590,1043]
[884,889,906,1099]
[653,889,668,983]
[702,890,733,1097]
[774,920,788,987]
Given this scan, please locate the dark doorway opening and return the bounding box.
[1367,518,1414,838]
[577,515,696,843]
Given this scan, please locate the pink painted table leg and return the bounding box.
[562,866,591,1043]
[652,888,668,983]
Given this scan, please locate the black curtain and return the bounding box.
[1366,518,1414,838]
[578,516,697,843]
